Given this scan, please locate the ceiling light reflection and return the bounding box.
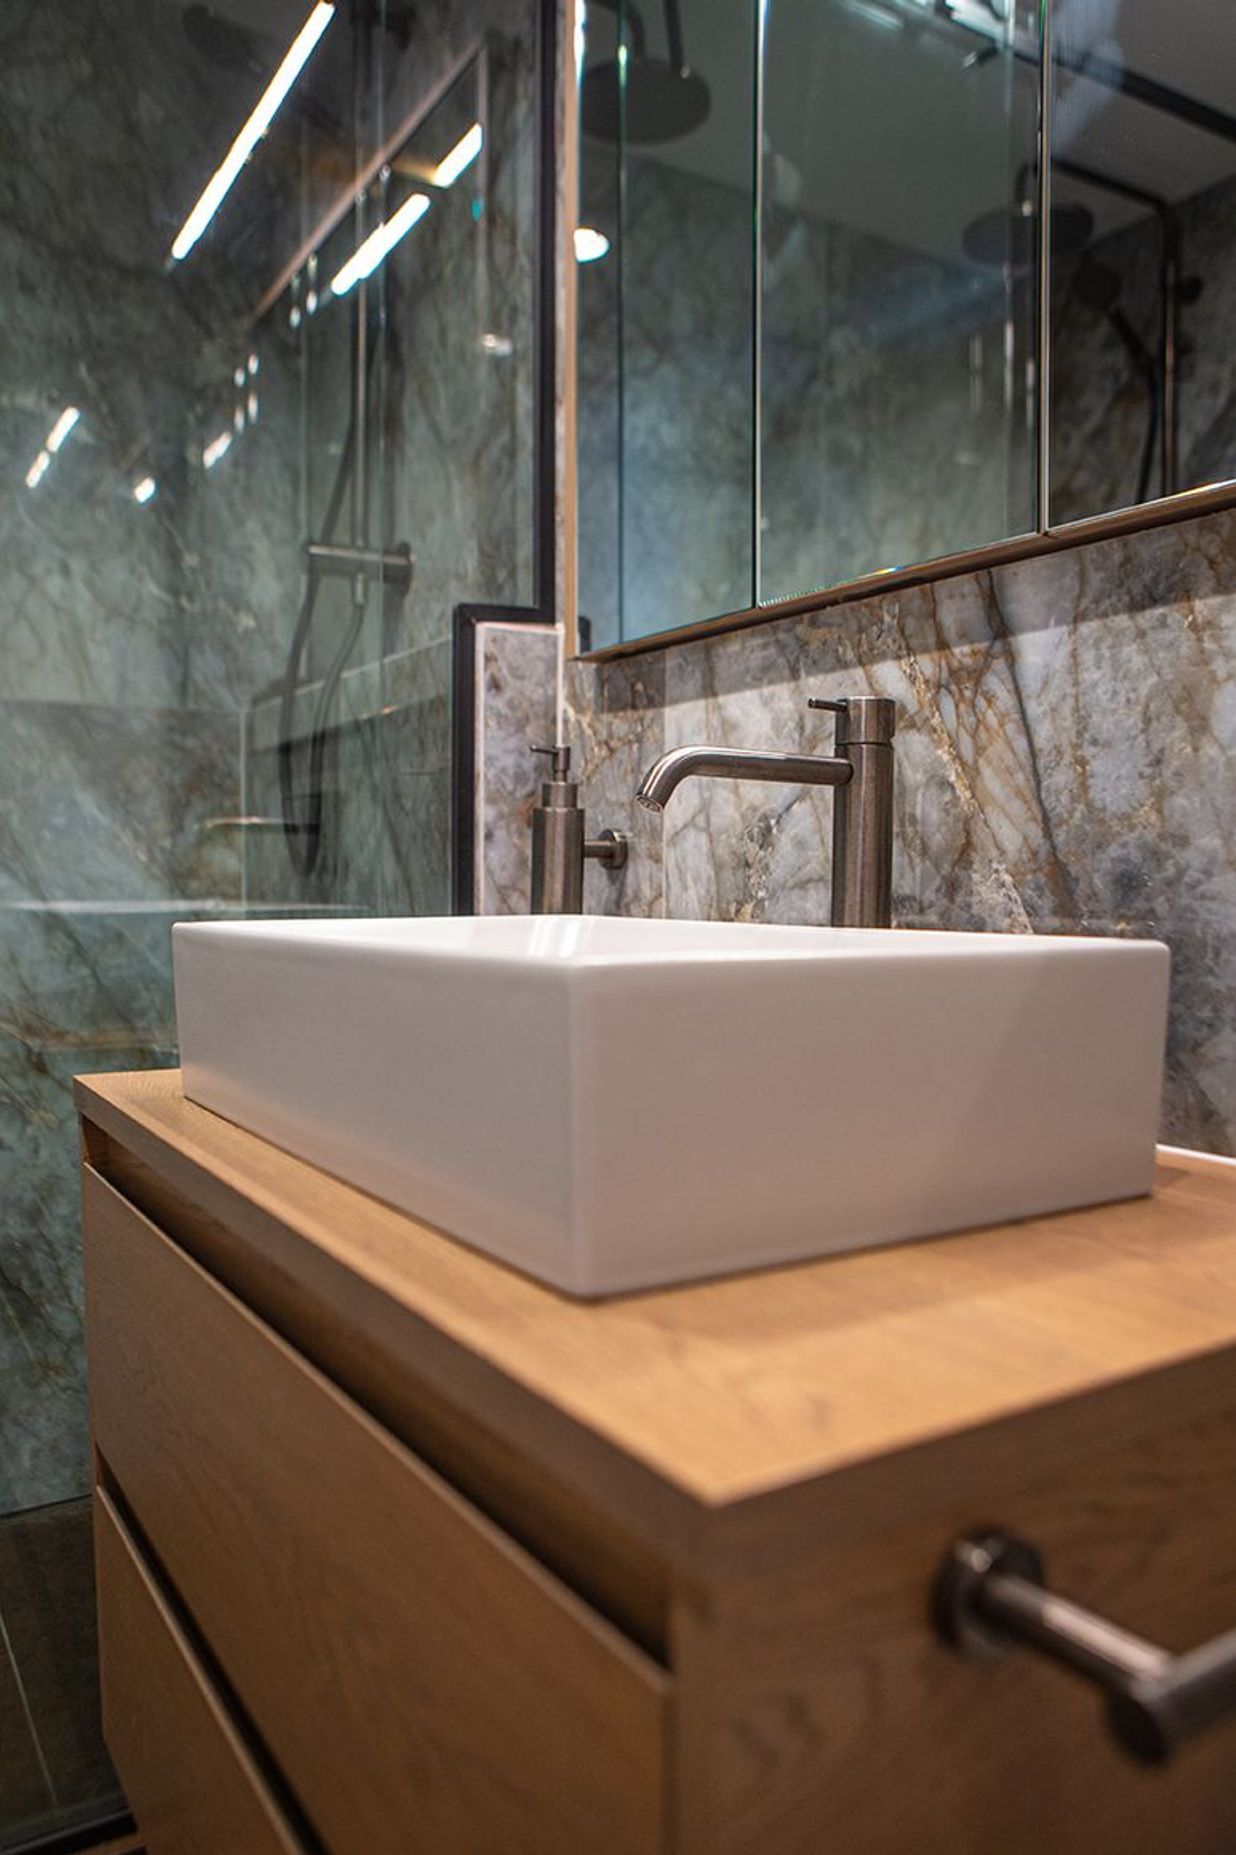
[574,226,610,263]
[170,2,337,262]
[330,192,432,296]
[431,122,483,188]
[24,405,81,489]
[46,406,80,453]
[202,431,233,469]
[133,476,157,504]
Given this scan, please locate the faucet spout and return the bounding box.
[635,745,852,813]
[633,697,896,928]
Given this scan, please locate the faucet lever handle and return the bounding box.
[808,696,897,746]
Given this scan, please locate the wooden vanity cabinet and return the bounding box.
[79,1072,1236,1854]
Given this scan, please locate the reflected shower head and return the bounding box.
[961,201,1094,272]
[581,60,711,143]
[580,0,711,145]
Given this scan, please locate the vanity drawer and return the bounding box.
[83,1167,669,1855]
[94,1484,306,1855]
[673,1396,1236,1855]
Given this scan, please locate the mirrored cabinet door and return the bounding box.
[576,0,756,648]
[759,0,1041,607]
[1048,0,1236,525]
[575,0,1041,651]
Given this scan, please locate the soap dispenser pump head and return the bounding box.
[532,743,572,782]
[531,743,579,807]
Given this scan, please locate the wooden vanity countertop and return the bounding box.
[77,1068,1236,1570]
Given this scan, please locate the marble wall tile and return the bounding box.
[557,509,1236,1156]
[0,700,241,907]
[242,635,454,914]
[477,623,560,914]
[0,0,279,716]
[0,899,282,1512]
[566,652,667,918]
[0,1035,166,1514]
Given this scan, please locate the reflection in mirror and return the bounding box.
[576,0,1042,651]
[1050,0,1236,523]
[760,0,1040,606]
[577,1,754,649]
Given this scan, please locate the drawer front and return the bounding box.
[95,1486,306,1855]
[673,1398,1236,1855]
[83,1168,669,1855]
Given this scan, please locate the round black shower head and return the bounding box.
[581,57,711,144]
[961,201,1094,272]
[580,0,711,144]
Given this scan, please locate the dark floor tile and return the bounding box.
[0,1499,122,1834]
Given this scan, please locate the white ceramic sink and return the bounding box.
[173,914,1169,1296]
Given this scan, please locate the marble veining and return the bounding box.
[476,623,560,914]
[243,635,455,918]
[0,900,284,1512]
[564,508,1236,1156]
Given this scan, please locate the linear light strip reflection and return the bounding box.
[170,2,336,262]
[330,192,431,296]
[46,406,80,452]
[24,404,80,489]
[202,431,233,469]
[431,122,483,188]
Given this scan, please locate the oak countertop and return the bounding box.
[76,1069,1236,1574]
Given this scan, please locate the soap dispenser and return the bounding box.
[529,744,628,913]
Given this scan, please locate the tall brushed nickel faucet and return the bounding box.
[635,696,896,928]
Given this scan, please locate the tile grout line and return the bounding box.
[0,1592,60,1809]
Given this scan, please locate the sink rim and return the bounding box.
[172,913,1169,971]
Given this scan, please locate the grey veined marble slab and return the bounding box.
[564,507,1236,1157]
[0,899,345,1513]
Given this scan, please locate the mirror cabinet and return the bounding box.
[574,0,1236,652]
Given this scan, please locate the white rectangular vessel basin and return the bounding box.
[174,915,1169,1297]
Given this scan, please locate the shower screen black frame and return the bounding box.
[450,0,564,915]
